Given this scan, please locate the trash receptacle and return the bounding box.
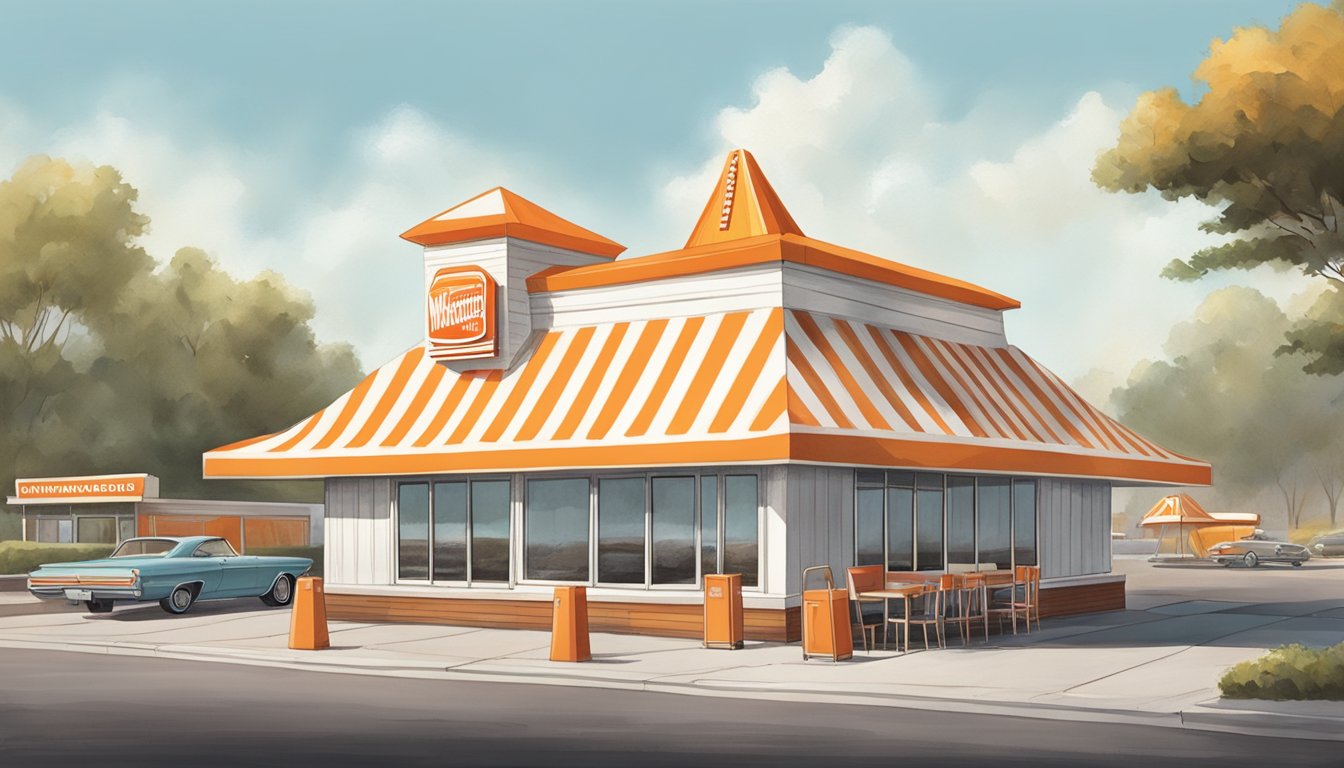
[549,585,592,662]
[801,566,852,662]
[703,573,744,649]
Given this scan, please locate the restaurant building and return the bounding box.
[10,473,321,551]
[202,150,1210,641]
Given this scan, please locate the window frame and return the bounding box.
[854,471,1039,574]
[394,474,514,587]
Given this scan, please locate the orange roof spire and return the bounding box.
[401,187,625,258]
[685,149,804,248]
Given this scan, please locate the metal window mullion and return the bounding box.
[717,471,725,575]
[645,473,653,589]
[464,478,473,586]
[589,475,598,587]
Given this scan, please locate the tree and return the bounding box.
[1093,2,1344,371]
[0,156,363,535]
[1109,286,1344,531]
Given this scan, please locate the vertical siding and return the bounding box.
[1038,478,1111,579]
[324,477,393,586]
[783,465,853,596]
[761,465,788,597]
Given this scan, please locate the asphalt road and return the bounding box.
[0,650,1337,768]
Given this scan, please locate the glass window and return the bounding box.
[36,519,57,543]
[886,486,914,571]
[111,538,176,557]
[915,473,944,571]
[977,478,1012,569]
[76,517,117,544]
[723,475,759,587]
[433,482,468,581]
[471,480,511,582]
[398,483,430,580]
[57,518,73,543]
[193,539,238,557]
[526,478,591,582]
[118,517,135,543]
[598,477,646,584]
[652,476,696,585]
[946,476,976,567]
[855,487,884,566]
[1013,480,1038,566]
[887,471,915,488]
[700,476,718,577]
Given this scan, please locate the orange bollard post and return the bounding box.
[703,573,744,649]
[549,585,592,662]
[289,576,330,650]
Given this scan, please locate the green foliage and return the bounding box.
[1280,286,1344,376]
[1219,642,1344,700]
[1094,2,1344,373]
[0,156,363,526]
[0,541,115,575]
[247,546,323,575]
[1110,287,1344,528]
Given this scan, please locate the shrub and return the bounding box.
[1219,642,1344,700]
[0,541,116,575]
[247,546,323,576]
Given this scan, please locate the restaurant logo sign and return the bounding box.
[14,474,151,502]
[426,266,497,360]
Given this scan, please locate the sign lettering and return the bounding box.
[426,266,498,360]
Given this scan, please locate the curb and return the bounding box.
[3,636,1340,741]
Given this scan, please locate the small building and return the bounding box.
[10,473,321,552]
[203,149,1210,641]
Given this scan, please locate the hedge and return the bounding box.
[1219,642,1344,700]
[0,541,116,575]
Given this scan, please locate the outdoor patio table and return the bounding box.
[860,583,928,653]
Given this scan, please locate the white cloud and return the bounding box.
[660,25,1317,385]
[5,96,565,371]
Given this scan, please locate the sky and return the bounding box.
[0,0,1317,396]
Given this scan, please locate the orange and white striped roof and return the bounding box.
[203,307,1209,485]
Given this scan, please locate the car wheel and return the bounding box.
[1292,561,1304,567]
[85,599,113,614]
[1243,551,1259,568]
[160,585,196,615]
[260,574,295,607]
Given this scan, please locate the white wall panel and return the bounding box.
[782,264,1008,347]
[1038,477,1111,579]
[761,465,788,597]
[783,465,853,597]
[324,477,393,586]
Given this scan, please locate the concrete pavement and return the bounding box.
[0,557,1341,742]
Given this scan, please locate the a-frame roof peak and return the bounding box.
[685,149,804,248]
[401,187,625,258]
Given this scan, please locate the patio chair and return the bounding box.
[938,573,972,646]
[1018,566,1041,632]
[986,579,1019,635]
[889,581,942,652]
[962,572,991,643]
[845,565,886,652]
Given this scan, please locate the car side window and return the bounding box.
[193,539,236,558]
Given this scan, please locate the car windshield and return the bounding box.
[110,539,177,558]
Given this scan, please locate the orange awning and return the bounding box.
[204,306,1209,484]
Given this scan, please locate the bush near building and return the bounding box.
[0,542,115,575]
[1220,643,1344,700]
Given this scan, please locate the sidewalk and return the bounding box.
[1,591,1341,742]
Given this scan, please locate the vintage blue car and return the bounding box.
[27,536,313,615]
